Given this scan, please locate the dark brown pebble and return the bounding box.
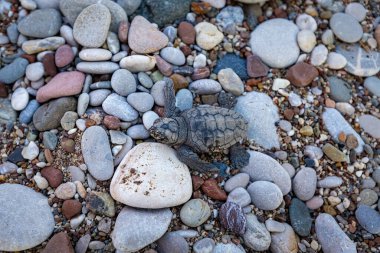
[62,199,82,219]
[41,232,74,253]
[41,166,63,188]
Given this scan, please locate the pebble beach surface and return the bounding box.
[1,0,380,252]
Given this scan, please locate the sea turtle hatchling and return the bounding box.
[149,78,250,173]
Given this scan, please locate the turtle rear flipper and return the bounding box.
[230,144,250,169]
[177,145,219,173]
[163,77,179,117]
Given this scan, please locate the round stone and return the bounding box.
[364,76,380,96]
[73,3,111,47]
[359,189,378,206]
[292,167,317,201]
[21,141,39,160]
[297,30,316,53]
[81,126,114,181]
[355,204,380,234]
[345,2,367,21]
[26,62,44,81]
[157,233,189,253]
[189,79,222,95]
[247,181,283,211]
[126,124,150,139]
[270,223,298,253]
[0,184,54,251]
[60,111,78,130]
[359,114,380,139]
[180,199,211,227]
[110,143,192,208]
[111,69,136,96]
[11,87,29,111]
[160,47,186,66]
[330,13,363,43]
[224,173,250,192]
[194,22,224,50]
[296,14,317,31]
[127,92,154,113]
[227,187,251,207]
[175,89,193,111]
[289,198,312,237]
[217,68,244,96]
[250,18,300,68]
[55,182,76,199]
[138,72,153,88]
[193,238,215,253]
[310,44,328,66]
[327,52,347,70]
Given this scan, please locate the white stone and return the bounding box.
[33,173,49,189]
[110,143,192,209]
[335,102,355,116]
[193,54,207,68]
[201,0,226,8]
[311,44,328,66]
[142,111,159,130]
[322,29,334,45]
[26,62,44,81]
[21,141,39,160]
[11,87,29,111]
[79,48,112,61]
[194,22,224,50]
[297,30,316,53]
[296,14,317,31]
[345,2,366,22]
[119,55,156,72]
[217,68,244,96]
[55,182,76,200]
[327,52,347,70]
[272,78,290,91]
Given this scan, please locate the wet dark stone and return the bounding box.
[7,147,25,163]
[289,198,312,237]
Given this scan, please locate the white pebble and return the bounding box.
[33,172,49,189]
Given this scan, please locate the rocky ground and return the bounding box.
[0,0,380,252]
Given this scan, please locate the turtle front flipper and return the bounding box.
[218,91,237,109]
[177,145,219,173]
[163,77,178,117]
[229,144,250,169]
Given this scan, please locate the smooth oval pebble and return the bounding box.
[292,167,317,201]
[160,47,186,66]
[247,181,283,211]
[330,13,363,43]
[120,55,156,72]
[137,72,153,88]
[73,3,111,47]
[297,30,316,53]
[127,92,154,113]
[11,87,29,111]
[244,213,271,251]
[126,124,150,139]
[111,69,136,96]
[224,173,250,192]
[317,176,343,188]
[0,184,54,251]
[79,48,112,61]
[175,89,193,111]
[189,79,222,95]
[227,187,251,207]
[193,238,215,253]
[26,62,44,81]
[81,126,114,180]
[310,44,328,66]
[55,182,76,199]
[180,199,211,227]
[355,204,380,234]
[102,93,139,122]
[76,61,119,74]
[89,89,111,106]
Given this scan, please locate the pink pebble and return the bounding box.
[306,196,324,210]
[55,45,74,68]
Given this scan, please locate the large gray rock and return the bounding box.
[336,43,380,77]
[0,184,54,251]
[322,108,364,153]
[0,57,29,84]
[355,205,380,234]
[18,9,62,38]
[235,91,280,149]
[81,126,114,181]
[33,97,77,131]
[59,0,127,32]
[242,151,291,195]
[111,206,172,252]
[249,18,299,68]
[315,213,357,253]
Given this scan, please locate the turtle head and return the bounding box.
[149,118,180,145]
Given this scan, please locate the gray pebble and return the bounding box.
[163,26,177,43]
[364,76,380,97]
[227,187,251,207]
[77,93,89,116]
[18,9,62,38]
[160,47,186,66]
[175,89,193,111]
[224,173,250,192]
[68,166,85,182]
[138,72,153,88]
[0,57,29,84]
[243,213,271,251]
[111,69,136,96]
[90,81,111,90]
[317,176,343,188]
[189,79,222,95]
[180,199,211,227]
[157,233,189,253]
[102,94,139,122]
[142,111,159,130]
[292,167,317,201]
[89,89,111,106]
[43,131,58,150]
[150,80,166,106]
[355,204,380,234]
[76,61,119,74]
[107,31,120,54]
[127,92,154,112]
[247,181,283,211]
[109,130,128,145]
[193,238,215,253]
[6,23,19,43]
[359,189,378,206]
[126,124,150,139]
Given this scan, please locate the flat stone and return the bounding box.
[110,143,192,208]
[76,62,119,74]
[242,151,291,195]
[55,182,76,199]
[330,13,363,43]
[0,57,29,84]
[68,166,85,182]
[26,62,44,82]
[189,79,222,95]
[306,196,324,210]
[89,89,111,106]
[345,2,366,21]
[37,71,85,103]
[81,126,114,181]
[120,55,156,72]
[102,93,139,122]
[111,69,136,96]
[0,184,54,251]
[33,97,77,131]
[0,162,18,175]
[359,114,380,138]
[128,15,168,54]
[160,47,186,66]
[18,8,62,38]
[22,36,65,54]
[286,62,319,87]
[127,92,154,113]
[243,214,271,251]
[60,0,127,32]
[224,173,250,192]
[364,76,380,96]
[175,89,193,112]
[322,108,365,153]
[246,54,269,78]
[293,167,317,201]
[250,18,299,68]
[55,45,74,67]
[327,52,347,70]
[359,189,378,206]
[311,44,328,66]
[142,111,159,130]
[327,76,352,102]
[216,6,244,34]
[73,4,111,47]
[138,72,153,88]
[111,206,172,252]
[41,232,74,253]
[296,13,317,31]
[322,143,347,162]
[315,213,357,253]
[317,176,343,188]
[247,181,283,210]
[180,199,211,227]
[75,234,91,253]
[336,43,380,77]
[194,22,224,50]
[157,233,189,253]
[126,124,150,139]
[270,223,298,253]
[289,198,312,237]
[297,30,316,53]
[355,205,380,234]
[265,219,285,233]
[235,92,280,150]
